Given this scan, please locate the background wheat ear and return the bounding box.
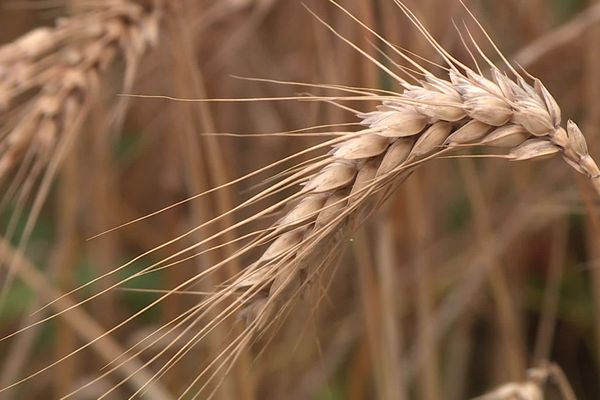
[3,0,600,399]
[0,2,161,288]
[0,1,169,398]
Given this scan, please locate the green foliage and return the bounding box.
[0,280,33,321]
[551,0,586,21]
[117,257,163,323]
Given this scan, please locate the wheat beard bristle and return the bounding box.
[235,65,600,334]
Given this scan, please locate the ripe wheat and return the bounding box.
[0,0,598,398]
[0,1,160,179]
[230,2,600,339]
[106,3,600,396]
[0,0,161,290]
[178,3,600,396]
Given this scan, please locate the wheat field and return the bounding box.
[1,0,600,399]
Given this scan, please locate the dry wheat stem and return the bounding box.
[0,239,173,399]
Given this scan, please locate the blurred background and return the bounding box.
[1,0,600,398]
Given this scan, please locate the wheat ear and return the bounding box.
[0,1,161,291]
[2,1,598,397]
[108,3,600,396]
[0,1,160,178]
[230,8,600,339]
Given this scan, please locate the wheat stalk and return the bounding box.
[0,1,166,396]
